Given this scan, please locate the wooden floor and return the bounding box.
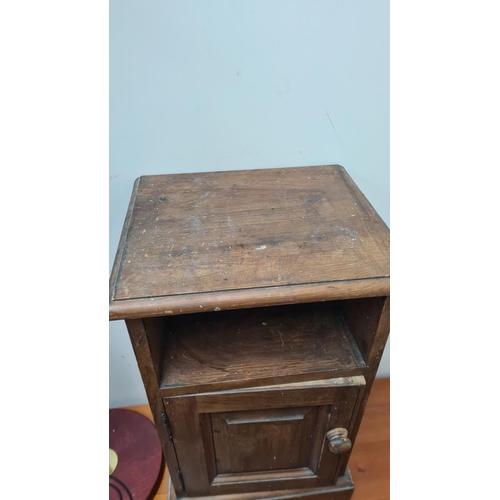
[123,378,389,500]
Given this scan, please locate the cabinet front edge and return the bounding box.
[109,277,390,320]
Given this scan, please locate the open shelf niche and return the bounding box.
[148,297,386,396]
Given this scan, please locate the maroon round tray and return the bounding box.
[109,409,163,500]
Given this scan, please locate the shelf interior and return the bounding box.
[159,301,366,395]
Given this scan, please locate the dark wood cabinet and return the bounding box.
[110,165,390,499]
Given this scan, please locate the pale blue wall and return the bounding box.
[110,0,389,408]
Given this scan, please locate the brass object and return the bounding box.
[109,448,118,475]
[326,427,352,454]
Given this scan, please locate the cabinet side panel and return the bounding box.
[125,319,182,493]
[337,297,390,476]
[341,297,385,366]
[125,319,160,404]
[143,316,165,385]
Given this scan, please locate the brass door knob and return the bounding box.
[326,428,352,454]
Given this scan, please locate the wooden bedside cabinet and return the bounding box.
[109,165,390,500]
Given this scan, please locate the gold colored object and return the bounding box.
[326,428,352,454]
[109,448,118,475]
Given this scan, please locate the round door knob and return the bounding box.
[326,428,352,454]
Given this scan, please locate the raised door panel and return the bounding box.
[211,407,317,474]
[163,376,365,497]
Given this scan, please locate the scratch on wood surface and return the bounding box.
[277,329,285,347]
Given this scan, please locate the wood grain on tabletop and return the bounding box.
[109,165,390,320]
[124,378,389,500]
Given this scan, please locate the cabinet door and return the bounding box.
[163,376,365,496]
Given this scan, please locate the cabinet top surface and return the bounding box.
[109,165,389,319]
